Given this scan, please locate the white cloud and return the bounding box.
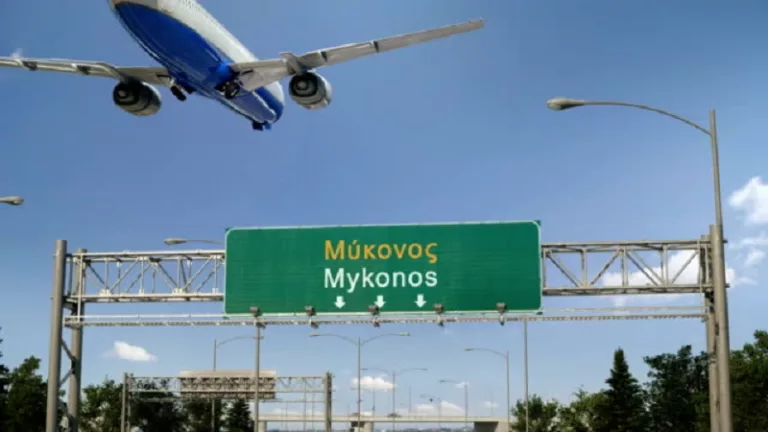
[744,248,766,267]
[413,400,463,415]
[351,376,394,391]
[483,401,499,409]
[732,232,768,249]
[10,48,22,59]
[729,176,768,225]
[104,341,157,362]
[601,250,746,307]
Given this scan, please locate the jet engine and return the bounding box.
[288,72,332,110]
[112,81,162,116]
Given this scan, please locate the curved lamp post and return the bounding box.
[163,237,223,246]
[361,367,427,431]
[0,196,23,206]
[546,97,730,432]
[309,332,410,431]
[465,348,511,430]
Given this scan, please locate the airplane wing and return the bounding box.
[232,19,485,92]
[0,57,173,87]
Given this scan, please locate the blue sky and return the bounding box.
[2,0,768,425]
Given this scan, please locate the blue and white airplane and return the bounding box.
[0,0,484,131]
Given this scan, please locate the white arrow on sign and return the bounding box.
[415,294,426,308]
[334,296,345,308]
[374,295,386,308]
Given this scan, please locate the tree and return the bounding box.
[511,394,561,432]
[80,379,123,432]
[593,348,648,432]
[558,388,605,432]
[643,345,709,432]
[224,399,253,432]
[129,379,185,432]
[0,328,9,429]
[730,330,768,432]
[4,356,48,432]
[183,398,223,432]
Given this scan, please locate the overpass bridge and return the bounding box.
[260,415,505,423]
[256,415,509,432]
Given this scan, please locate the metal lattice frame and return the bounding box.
[62,238,712,327]
[128,374,326,400]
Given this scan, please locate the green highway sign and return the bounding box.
[224,221,542,315]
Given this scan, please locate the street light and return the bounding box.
[309,332,410,431]
[439,379,468,430]
[546,96,731,432]
[249,307,263,432]
[211,334,264,432]
[465,348,511,430]
[163,237,224,246]
[361,367,427,432]
[0,196,23,206]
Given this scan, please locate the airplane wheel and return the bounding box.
[171,86,187,102]
[224,82,239,99]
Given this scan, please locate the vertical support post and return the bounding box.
[706,293,721,432]
[463,383,468,431]
[46,240,67,432]
[253,324,262,432]
[710,223,732,432]
[120,373,128,432]
[701,234,720,432]
[523,320,529,432]
[408,386,412,415]
[391,372,397,432]
[504,351,511,431]
[126,374,132,432]
[357,338,362,431]
[325,372,333,432]
[67,248,86,432]
[212,339,218,432]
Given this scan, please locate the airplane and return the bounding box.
[0,0,485,131]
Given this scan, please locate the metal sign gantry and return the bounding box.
[120,372,332,432]
[46,235,721,432]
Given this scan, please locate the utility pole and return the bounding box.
[546,97,733,431]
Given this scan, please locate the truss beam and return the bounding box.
[63,238,713,305]
[127,375,325,400]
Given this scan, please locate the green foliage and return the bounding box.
[558,388,605,432]
[129,380,186,432]
[0,328,9,429]
[4,356,48,432]
[592,349,648,432]
[184,398,223,432]
[511,394,560,432]
[80,379,123,432]
[730,330,768,431]
[2,326,768,431]
[224,398,254,432]
[643,345,709,432]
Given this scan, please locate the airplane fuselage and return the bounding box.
[109,0,285,127]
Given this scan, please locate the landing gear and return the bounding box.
[170,85,187,101]
[215,80,240,100]
[252,121,264,131]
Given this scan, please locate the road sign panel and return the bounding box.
[224,221,542,315]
